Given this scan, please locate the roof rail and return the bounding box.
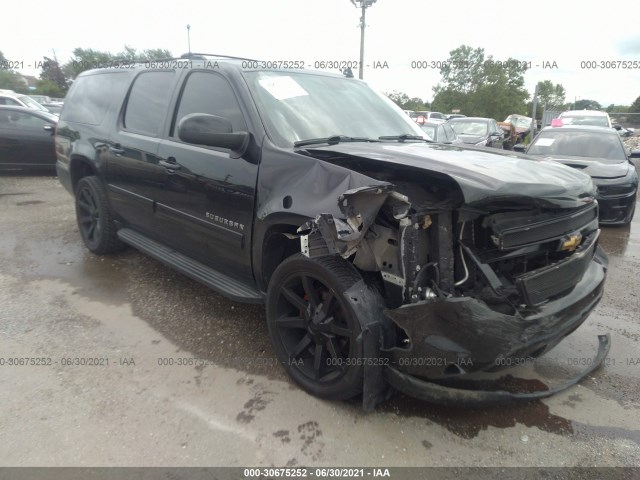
[181,52,260,62]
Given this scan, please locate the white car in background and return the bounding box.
[0,91,51,113]
[558,110,612,128]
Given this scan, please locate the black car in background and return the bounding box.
[516,125,640,225]
[448,117,505,148]
[419,120,463,145]
[0,106,58,171]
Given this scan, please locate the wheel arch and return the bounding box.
[69,155,99,194]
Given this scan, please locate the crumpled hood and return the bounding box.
[304,142,594,206]
[542,155,630,179]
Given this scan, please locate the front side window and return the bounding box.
[172,71,246,137]
[124,71,175,136]
[443,124,456,142]
[0,111,52,131]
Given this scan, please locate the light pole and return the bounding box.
[350,0,377,80]
[186,24,191,54]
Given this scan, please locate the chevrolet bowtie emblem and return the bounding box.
[561,234,582,252]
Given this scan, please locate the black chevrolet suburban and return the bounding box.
[55,54,609,408]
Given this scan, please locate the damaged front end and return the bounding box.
[298,181,609,407]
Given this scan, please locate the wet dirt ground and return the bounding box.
[1,174,639,467]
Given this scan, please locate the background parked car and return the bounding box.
[409,110,446,125]
[0,92,52,114]
[28,95,53,105]
[515,125,639,225]
[0,106,58,171]
[558,110,612,128]
[448,117,505,148]
[445,113,466,120]
[419,120,463,145]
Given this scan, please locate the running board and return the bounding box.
[117,228,264,304]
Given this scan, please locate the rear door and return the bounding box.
[104,70,177,235]
[153,70,258,281]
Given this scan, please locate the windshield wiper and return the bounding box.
[293,135,381,148]
[378,134,431,142]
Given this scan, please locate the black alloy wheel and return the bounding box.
[75,176,123,254]
[267,255,365,400]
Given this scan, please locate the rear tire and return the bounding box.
[75,176,124,254]
[266,254,365,400]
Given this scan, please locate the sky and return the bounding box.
[2,0,640,108]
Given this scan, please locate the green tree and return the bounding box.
[0,50,27,93]
[606,104,629,113]
[574,99,601,110]
[536,80,566,110]
[62,48,114,79]
[629,95,640,113]
[431,45,529,119]
[0,70,25,92]
[39,57,67,94]
[385,91,428,111]
[34,79,65,97]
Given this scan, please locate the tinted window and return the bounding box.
[64,72,129,125]
[124,71,175,136]
[0,97,21,106]
[172,71,246,136]
[0,111,52,131]
[431,112,445,120]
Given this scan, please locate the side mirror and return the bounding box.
[513,143,527,153]
[629,149,640,159]
[178,113,249,158]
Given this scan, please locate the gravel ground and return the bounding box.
[0,174,639,468]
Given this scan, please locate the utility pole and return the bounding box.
[351,0,378,80]
[530,83,539,136]
[186,25,191,54]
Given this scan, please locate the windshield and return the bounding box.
[528,130,626,162]
[505,115,533,129]
[450,120,488,136]
[244,71,425,147]
[18,95,49,111]
[559,115,609,127]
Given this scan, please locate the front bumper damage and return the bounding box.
[300,184,611,410]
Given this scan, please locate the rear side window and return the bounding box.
[124,71,175,136]
[0,97,21,106]
[63,72,129,125]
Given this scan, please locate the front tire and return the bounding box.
[75,176,124,254]
[266,254,365,400]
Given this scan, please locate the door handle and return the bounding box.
[109,145,125,156]
[159,159,181,170]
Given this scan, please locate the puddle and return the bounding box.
[382,393,572,439]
